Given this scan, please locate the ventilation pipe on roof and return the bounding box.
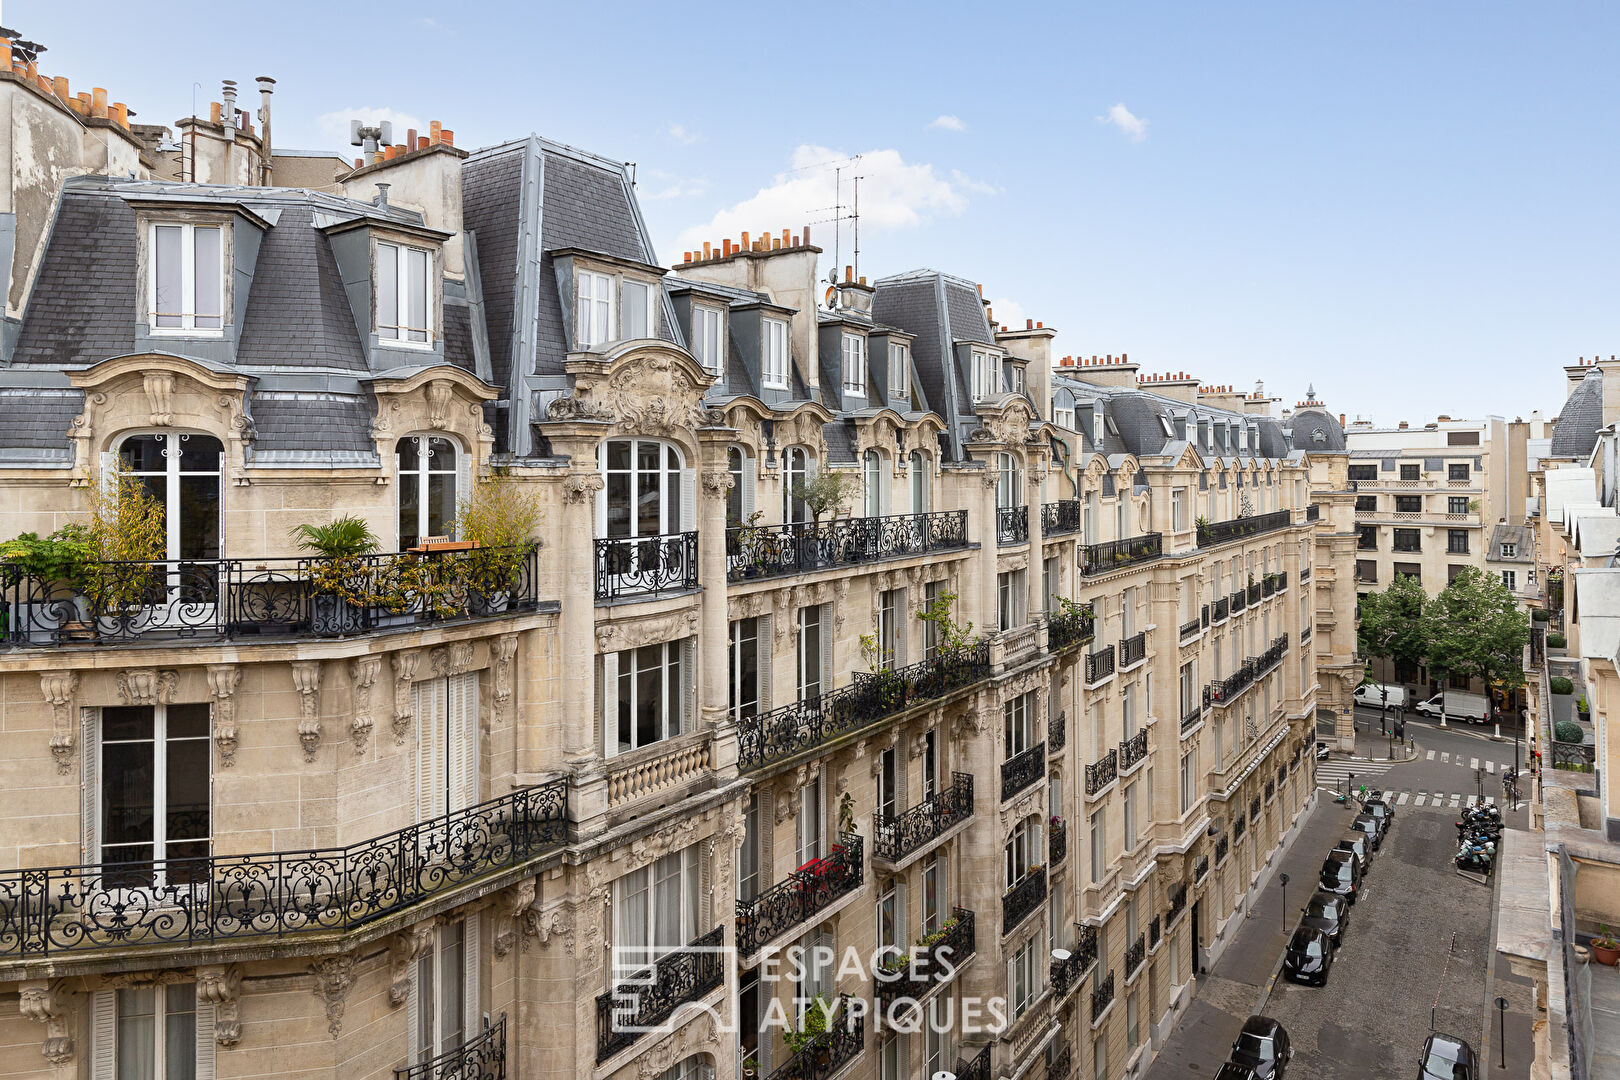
[256,76,275,186]
[374,182,389,208]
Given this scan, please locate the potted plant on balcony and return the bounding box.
[292,516,379,636]
[1593,925,1620,966]
[783,995,834,1058]
[455,470,543,614]
[84,465,166,638]
[0,526,93,643]
[792,468,862,565]
[1577,697,1592,725]
[917,590,976,656]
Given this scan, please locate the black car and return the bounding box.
[1419,1032,1479,1080]
[1215,1064,1261,1080]
[1350,812,1386,848]
[1319,850,1362,902]
[1363,798,1395,828]
[1228,1015,1291,1078]
[1300,891,1350,945]
[1334,832,1375,871]
[1281,926,1335,986]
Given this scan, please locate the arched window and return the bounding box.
[598,439,687,538]
[397,436,458,549]
[996,452,1021,510]
[863,449,883,517]
[909,451,930,514]
[783,446,812,524]
[118,432,223,562]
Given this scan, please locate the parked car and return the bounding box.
[1319,850,1362,903]
[1281,926,1336,986]
[1362,797,1395,828]
[1350,812,1387,848]
[1353,682,1408,710]
[1419,1032,1479,1080]
[1315,741,1332,760]
[1413,690,1489,724]
[1228,1015,1291,1078]
[1300,891,1349,945]
[1334,832,1375,871]
[1215,1063,1262,1080]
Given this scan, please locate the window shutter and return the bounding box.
[818,771,828,853]
[415,680,446,821]
[699,843,713,930]
[757,615,773,712]
[449,672,479,812]
[91,989,116,1080]
[680,466,696,534]
[98,450,118,497]
[894,589,908,669]
[681,637,698,735]
[601,652,619,758]
[195,995,218,1080]
[895,881,907,947]
[455,449,472,541]
[819,603,835,700]
[464,915,482,1036]
[758,789,775,885]
[81,708,98,862]
[742,455,757,519]
[895,743,908,815]
[406,971,421,1065]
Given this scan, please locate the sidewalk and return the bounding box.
[1141,796,1347,1079]
[1315,715,1420,763]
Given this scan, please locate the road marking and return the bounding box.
[1440,752,1451,763]
[1486,761,1495,774]
[1470,757,1480,770]
[1449,794,1461,807]
[1466,795,1478,807]
[1485,797,1495,807]
[1396,792,1410,805]
[1415,794,1427,806]
[1426,750,1436,761]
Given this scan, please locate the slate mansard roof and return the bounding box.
[1551,368,1603,461]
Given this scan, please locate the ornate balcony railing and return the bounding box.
[396,1015,506,1080]
[1125,933,1146,978]
[1085,749,1118,796]
[1195,855,1210,883]
[1079,533,1162,576]
[1261,575,1276,598]
[1119,729,1148,771]
[1049,819,1068,866]
[596,926,725,1061]
[1208,660,1257,706]
[1230,587,1247,614]
[1048,608,1096,652]
[1196,510,1291,548]
[876,907,976,1007]
[1084,645,1115,685]
[1119,631,1147,668]
[1048,710,1067,752]
[2,546,542,648]
[998,506,1030,545]
[1053,923,1099,997]
[726,510,969,582]
[0,780,567,958]
[1246,582,1261,606]
[1552,740,1596,771]
[1091,970,1116,1022]
[595,532,698,599]
[1180,617,1201,641]
[738,642,991,772]
[736,834,864,956]
[874,775,974,863]
[766,994,865,1080]
[1250,795,1262,823]
[1215,834,1229,864]
[1211,596,1229,623]
[956,1045,993,1080]
[1149,915,1162,949]
[1300,625,1313,645]
[1042,500,1082,536]
[1166,883,1187,924]
[1254,634,1288,676]
[1002,742,1047,802]
[1049,1042,1073,1080]
[1234,813,1248,842]
[1181,699,1204,732]
[1002,867,1047,935]
[1306,504,1321,522]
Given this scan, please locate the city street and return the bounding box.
[1314,706,1531,810]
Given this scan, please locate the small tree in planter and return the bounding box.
[291,516,379,635]
[0,527,93,642]
[1593,925,1620,966]
[792,469,862,525]
[917,590,975,656]
[455,470,543,613]
[85,466,166,632]
[783,995,835,1057]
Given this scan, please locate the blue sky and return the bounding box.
[20,1,1620,424]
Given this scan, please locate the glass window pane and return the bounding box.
[116,987,157,1080]
[377,245,399,338]
[624,281,650,339]
[164,984,197,1080]
[192,226,222,329]
[416,952,436,1059]
[439,923,465,1052]
[428,473,454,539]
[636,646,661,747]
[406,247,429,342]
[153,226,183,328]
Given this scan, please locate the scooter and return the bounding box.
[1455,837,1495,872]
[1315,742,1331,761]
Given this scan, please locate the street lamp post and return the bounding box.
[1279,873,1290,934]
[1496,996,1509,1069]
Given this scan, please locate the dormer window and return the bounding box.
[762,318,790,390]
[622,280,653,339]
[693,306,725,376]
[377,241,432,345]
[1006,362,1025,395]
[841,333,867,397]
[150,223,223,333]
[577,270,615,348]
[1054,406,1075,430]
[971,350,1001,401]
[1501,543,1516,558]
[889,342,910,398]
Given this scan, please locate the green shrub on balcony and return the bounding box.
[1549,676,1574,695]
[1547,632,1567,648]
[1532,608,1550,622]
[1554,720,1584,743]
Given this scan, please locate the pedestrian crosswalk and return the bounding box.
[1313,781,1513,811]
[1314,750,1522,812]
[1315,758,1398,788]
[1422,749,1509,772]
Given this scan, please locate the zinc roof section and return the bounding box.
[1551,369,1603,460]
[12,188,139,367]
[249,389,376,454]
[461,147,524,392]
[236,206,367,371]
[0,387,82,451]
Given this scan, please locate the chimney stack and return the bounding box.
[255,76,275,186]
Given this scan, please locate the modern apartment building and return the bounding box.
[0,47,1357,1080]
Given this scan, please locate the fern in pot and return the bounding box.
[291,516,379,636]
[455,471,542,615]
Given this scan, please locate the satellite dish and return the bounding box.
[824,285,838,309]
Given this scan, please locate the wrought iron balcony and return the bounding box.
[1230,587,1247,614]
[874,775,974,864]
[1049,1042,1073,1080]
[1261,575,1276,598]
[1042,500,1082,536]
[595,532,698,599]
[1048,608,1096,652]
[1181,699,1204,732]
[1180,617,1201,641]
[1196,509,1291,548]
[1149,914,1162,949]
[1119,630,1147,668]
[1211,596,1229,623]
[596,926,725,1061]
[1234,813,1248,841]
[956,1045,993,1080]
[997,505,1029,545]
[0,780,567,959]
[1085,749,1118,795]
[1254,634,1288,676]
[2,546,542,648]
[1195,854,1210,883]
[1300,565,1312,582]
[1264,778,1276,803]
[1250,795,1262,822]
[1079,533,1162,576]
[1125,933,1146,978]
[1090,969,1116,1022]
[1049,819,1068,866]
[1001,742,1047,802]
[1084,645,1115,685]
[1002,867,1047,935]
[1215,834,1229,865]
[1052,923,1099,998]
[736,834,864,956]
[1166,883,1187,924]
[765,993,865,1080]
[1208,660,1257,706]
[726,510,969,582]
[396,1015,506,1080]
[1048,710,1067,752]
[737,642,991,772]
[875,907,976,1007]
[1306,504,1321,522]
[1119,729,1148,771]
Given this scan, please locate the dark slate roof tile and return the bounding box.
[1552,370,1602,459]
[236,206,366,371]
[12,191,138,367]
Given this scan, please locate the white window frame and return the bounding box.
[1008,935,1039,1018]
[377,240,434,346]
[864,450,884,518]
[798,606,825,701]
[94,983,212,1080]
[693,305,725,375]
[889,342,910,398]
[971,350,1001,401]
[1502,570,1517,591]
[842,333,867,396]
[1007,362,1025,395]
[1055,406,1075,430]
[149,222,224,334]
[612,847,701,980]
[996,452,1022,510]
[729,617,760,724]
[783,446,813,524]
[411,917,478,1064]
[97,703,212,873]
[577,270,616,348]
[763,318,791,389]
[909,451,930,514]
[1090,806,1107,883]
[621,279,653,340]
[606,640,687,756]
[397,434,460,549]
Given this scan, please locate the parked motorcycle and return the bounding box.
[1455,837,1495,872]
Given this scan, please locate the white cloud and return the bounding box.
[989,296,1028,331]
[675,144,987,253]
[641,169,712,201]
[665,123,702,145]
[1099,103,1148,142]
[317,106,425,144]
[951,169,999,196]
[928,114,967,132]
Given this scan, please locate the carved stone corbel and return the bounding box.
[39,672,78,774]
[388,925,436,1007]
[492,634,519,724]
[493,877,538,958]
[532,906,571,953]
[205,666,243,766]
[116,669,177,706]
[196,965,244,1047]
[349,656,383,755]
[425,379,453,429]
[290,662,323,761]
[308,954,356,1036]
[143,371,176,426]
[431,641,475,678]
[391,650,421,743]
[19,979,72,1065]
[562,470,605,504]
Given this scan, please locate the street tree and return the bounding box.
[1422,567,1530,726]
[1357,573,1428,687]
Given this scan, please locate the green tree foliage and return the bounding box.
[1421,567,1530,716]
[1357,574,1429,676]
[1554,720,1584,743]
[1549,676,1573,695]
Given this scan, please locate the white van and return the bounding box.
[1414,690,1490,723]
[1353,683,1407,710]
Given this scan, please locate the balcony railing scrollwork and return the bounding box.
[1041,500,1082,536]
[1049,1042,1073,1080]
[874,775,974,863]
[596,926,725,1061]
[1181,699,1204,732]
[1230,588,1247,615]
[1149,915,1162,949]
[1167,883,1187,924]
[1215,834,1229,864]
[1001,742,1046,802]
[875,907,976,1008]
[1125,933,1146,978]
[1085,749,1118,796]
[766,993,865,1080]
[1049,819,1068,866]
[1180,617,1201,641]
[1048,608,1096,652]
[0,780,568,958]
[1196,510,1291,548]
[736,834,864,956]
[595,532,698,599]
[1079,533,1162,576]
[726,511,968,582]
[1119,729,1147,771]
[1002,867,1047,935]
[1048,710,1066,752]
[1091,970,1116,1023]
[396,1015,506,1080]
[1212,596,1229,623]
[997,506,1029,545]
[1052,923,1098,997]
[956,1045,992,1080]
[1194,855,1209,883]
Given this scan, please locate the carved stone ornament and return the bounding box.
[910,731,931,760]
[206,665,243,767]
[603,352,709,436]
[308,954,357,1037]
[19,979,73,1065]
[391,650,421,744]
[431,641,476,678]
[143,371,176,426]
[116,669,178,706]
[533,906,572,954]
[492,634,519,723]
[562,469,606,504]
[629,817,701,870]
[701,468,735,499]
[291,661,323,762]
[349,656,383,755]
[635,1009,716,1079]
[546,392,614,423]
[196,965,244,1047]
[494,877,538,958]
[39,672,79,774]
[967,427,996,443]
[388,925,436,1007]
[425,379,454,430]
